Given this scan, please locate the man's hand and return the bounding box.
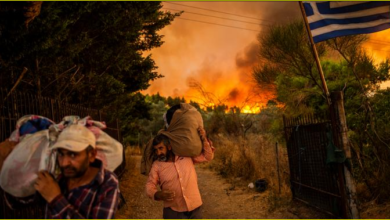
[198,126,208,142]
[34,171,61,203]
[154,190,175,201]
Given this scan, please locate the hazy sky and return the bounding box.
[144,2,390,109]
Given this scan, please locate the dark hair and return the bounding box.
[152,134,170,147]
[166,104,181,126]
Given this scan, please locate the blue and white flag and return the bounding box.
[303,2,390,43]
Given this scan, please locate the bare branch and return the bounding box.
[43,65,78,90]
[3,67,28,102]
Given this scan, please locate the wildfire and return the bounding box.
[241,103,263,114]
[364,29,390,63]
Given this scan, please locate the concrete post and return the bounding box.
[331,91,360,219]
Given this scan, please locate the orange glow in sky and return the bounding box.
[363,29,390,89]
[364,29,390,61]
[143,2,300,111]
[144,2,390,111]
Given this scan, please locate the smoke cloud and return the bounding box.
[144,2,301,108]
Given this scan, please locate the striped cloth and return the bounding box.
[45,159,119,219]
[303,2,390,43]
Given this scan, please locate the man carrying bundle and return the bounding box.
[34,124,119,219]
[145,126,214,219]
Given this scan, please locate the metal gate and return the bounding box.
[0,87,125,218]
[283,114,345,217]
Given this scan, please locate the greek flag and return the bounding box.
[303,2,390,43]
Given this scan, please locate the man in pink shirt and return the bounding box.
[145,127,214,219]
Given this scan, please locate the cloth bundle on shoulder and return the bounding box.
[0,139,17,172]
[77,116,123,172]
[48,115,123,172]
[0,115,123,199]
[0,115,56,198]
[141,103,203,175]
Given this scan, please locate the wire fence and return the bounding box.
[0,87,125,218]
[283,114,344,217]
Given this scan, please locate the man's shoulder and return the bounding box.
[102,169,119,187]
[151,160,162,170]
[178,156,194,162]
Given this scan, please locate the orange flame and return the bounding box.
[364,29,390,63]
[241,103,264,114]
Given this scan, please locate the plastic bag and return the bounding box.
[0,139,17,172]
[0,130,56,197]
[9,115,55,143]
[0,115,56,198]
[76,116,123,172]
[0,114,122,198]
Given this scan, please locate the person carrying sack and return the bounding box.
[141,103,205,176]
[145,126,214,219]
[34,124,120,219]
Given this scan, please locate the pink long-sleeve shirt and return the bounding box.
[145,140,214,212]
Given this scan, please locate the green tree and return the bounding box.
[146,93,167,104]
[128,100,167,146]
[0,2,180,143]
[166,96,185,107]
[253,20,390,202]
[0,2,179,105]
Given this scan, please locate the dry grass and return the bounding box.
[208,133,292,212]
[206,133,390,218]
[360,201,390,219]
[116,137,329,218]
[125,145,142,156]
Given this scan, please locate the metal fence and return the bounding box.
[0,87,125,218]
[283,114,344,217]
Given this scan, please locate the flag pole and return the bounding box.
[298,1,331,106]
[299,2,360,219]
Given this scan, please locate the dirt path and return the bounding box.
[116,155,326,219]
[197,165,279,219]
[115,155,162,219]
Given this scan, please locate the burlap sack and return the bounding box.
[141,103,203,175]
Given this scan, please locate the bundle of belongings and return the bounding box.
[141,103,204,175]
[0,115,123,208]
